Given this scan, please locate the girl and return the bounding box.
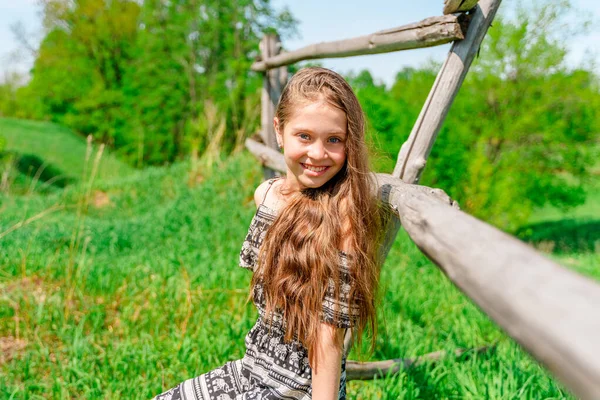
[155,67,385,400]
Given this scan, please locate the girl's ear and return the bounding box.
[274,117,283,148]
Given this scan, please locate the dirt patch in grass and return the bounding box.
[0,336,27,364]
[2,276,49,303]
[93,190,112,208]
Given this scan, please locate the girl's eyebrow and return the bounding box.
[293,127,346,137]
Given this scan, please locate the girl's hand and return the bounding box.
[311,323,345,400]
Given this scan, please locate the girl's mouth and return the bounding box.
[301,163,330,175]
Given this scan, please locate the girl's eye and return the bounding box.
[299,133,310,140]
[329,137,342,143]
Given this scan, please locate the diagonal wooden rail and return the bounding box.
[394,0,501,183]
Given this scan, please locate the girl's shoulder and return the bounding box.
[253,177,283,208]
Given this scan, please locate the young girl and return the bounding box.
[154,67,384,400]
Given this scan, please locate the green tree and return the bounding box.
[0,72,25,117]
[22,0,140,147]
[121,0,296,165]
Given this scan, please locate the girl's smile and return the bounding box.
[301,163,331,175]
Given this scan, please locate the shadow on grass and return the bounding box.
[395,346,497,399]
[12,152,75,188]
[516,218,600,254]
[402,362,448,399]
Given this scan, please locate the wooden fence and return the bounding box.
[245,0,600,398]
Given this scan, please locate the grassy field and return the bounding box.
[0,121,598,399]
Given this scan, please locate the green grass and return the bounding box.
[0,127,598,398]
[0,117,131,186]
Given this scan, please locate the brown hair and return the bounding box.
[252,67,385,366]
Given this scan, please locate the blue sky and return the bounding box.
[1,0,599,86]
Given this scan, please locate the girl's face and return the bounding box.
[275,99,347,191]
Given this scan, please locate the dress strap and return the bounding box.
[261,177,280,205]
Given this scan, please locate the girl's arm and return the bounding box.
[312,201,353,399]
[311,322,345,400]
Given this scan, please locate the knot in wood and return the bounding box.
[414,158,427,169]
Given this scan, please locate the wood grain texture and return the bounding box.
[252,15,467,72]
[393,0,502,183]
[444,0,480,14]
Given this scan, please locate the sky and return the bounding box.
[1,0,599,86]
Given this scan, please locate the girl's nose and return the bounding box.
[307,141,327,160]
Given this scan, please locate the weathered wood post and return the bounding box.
[393,0,502,183]
[260,34,287,179]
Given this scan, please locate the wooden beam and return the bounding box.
[245,137,287,172]
[444,0,480,14]
[347,346,492,380]
[251,15,468,72]
[393,0,502,183]
[376,173,600,400]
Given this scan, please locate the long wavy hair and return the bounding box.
[252,67,385,366]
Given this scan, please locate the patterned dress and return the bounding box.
[154,180,358,400]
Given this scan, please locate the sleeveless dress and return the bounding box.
[154,178,359,400]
